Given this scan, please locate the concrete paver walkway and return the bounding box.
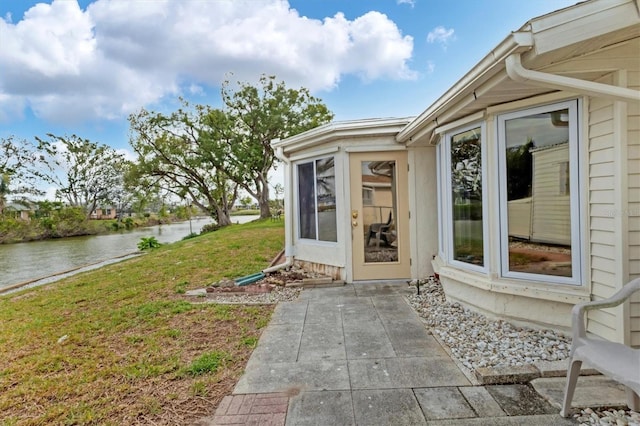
[205,283,575,425]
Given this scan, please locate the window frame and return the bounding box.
[496,99,582,286]
[295,155,338,243]
[441,122,488,274]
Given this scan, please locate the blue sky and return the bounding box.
[1,0,578,161]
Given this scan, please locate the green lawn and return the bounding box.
[0,219,284,425]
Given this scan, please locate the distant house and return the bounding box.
[507,142,571,246]
[273,0,640,347]
[4,202,32,221]
[90,207,117,220]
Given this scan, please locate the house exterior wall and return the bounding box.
[408,146,438,278]
[627,68,640,346]
[290,140,346,276]
[432,92,586,332]
[286,134,407,282]
[91,208,117,220]
[581,40,640,345]
[530,144,571,245]
[433,37,640,340]
[507,198,532,240]
[587,80,621,340]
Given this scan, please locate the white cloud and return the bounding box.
[116,147,136,163]
[426,60,435,74]
[0,0,416,124]
[397,0,416,7]
[427,26,455,49]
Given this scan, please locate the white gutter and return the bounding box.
[263,145,294,273]
[506,52,640,103]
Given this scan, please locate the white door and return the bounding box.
[350,151,410,281]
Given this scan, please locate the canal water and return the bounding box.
[0,215,258,291]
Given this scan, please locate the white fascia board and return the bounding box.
[530,0,640,55]
[272,117,413,156]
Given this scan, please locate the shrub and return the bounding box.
[199,223,221,235]
[137,236,161,251]
[123,217,134,230]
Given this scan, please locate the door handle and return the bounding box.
[352,220,358,227]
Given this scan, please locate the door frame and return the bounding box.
[349,151,410,281]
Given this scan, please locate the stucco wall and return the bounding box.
[409,146,438,278]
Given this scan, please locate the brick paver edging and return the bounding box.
[211,393,288,425]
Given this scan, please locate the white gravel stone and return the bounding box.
[406,276,639,426]
[406,276,571,370]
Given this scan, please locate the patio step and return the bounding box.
[301,278,344,288]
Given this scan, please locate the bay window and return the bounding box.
[438,99,582,286]
[498,100,581,284]
[443,124,486,271]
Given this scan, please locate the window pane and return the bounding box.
[298,162,316,239]
[505,108,572,277]
[362,160,398,263]
[450,128,483,266]
[316,157,337,242]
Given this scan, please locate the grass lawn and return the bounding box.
[0,219,284,425]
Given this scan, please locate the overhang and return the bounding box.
[397,0,640,146]
[272,117,414,156]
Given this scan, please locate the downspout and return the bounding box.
[262,145,295,274]
[506,52,640,103]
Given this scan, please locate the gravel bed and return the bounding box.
[406,276,639,425]
[406,276,571,370]
[573,407,640,425]
[509,240,572,255]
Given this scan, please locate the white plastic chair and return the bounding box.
[560,277,640,417]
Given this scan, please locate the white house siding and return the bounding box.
[586,39,640,343]
[530,144,571,245]
[588,74,619,340]
[628,69,640,347]
[507,198,532,240]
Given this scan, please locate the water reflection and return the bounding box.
[0,216,258,289]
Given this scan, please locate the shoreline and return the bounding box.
[0,252,142,295]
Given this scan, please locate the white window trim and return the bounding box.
[295,156,338,244]
[437,143,445,259]
[496,99,582,286]
[442,122,488,274]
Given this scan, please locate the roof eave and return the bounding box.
[272,117,414,155]
[396,31,533,145]
[397,0,640,146]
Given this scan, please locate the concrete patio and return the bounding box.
[199,282,589,425]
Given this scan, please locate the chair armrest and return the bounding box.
[571,278,640,341]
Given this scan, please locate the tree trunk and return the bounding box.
[257,174,271,219]
[216,207,233,226]
[258,195,271,219]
